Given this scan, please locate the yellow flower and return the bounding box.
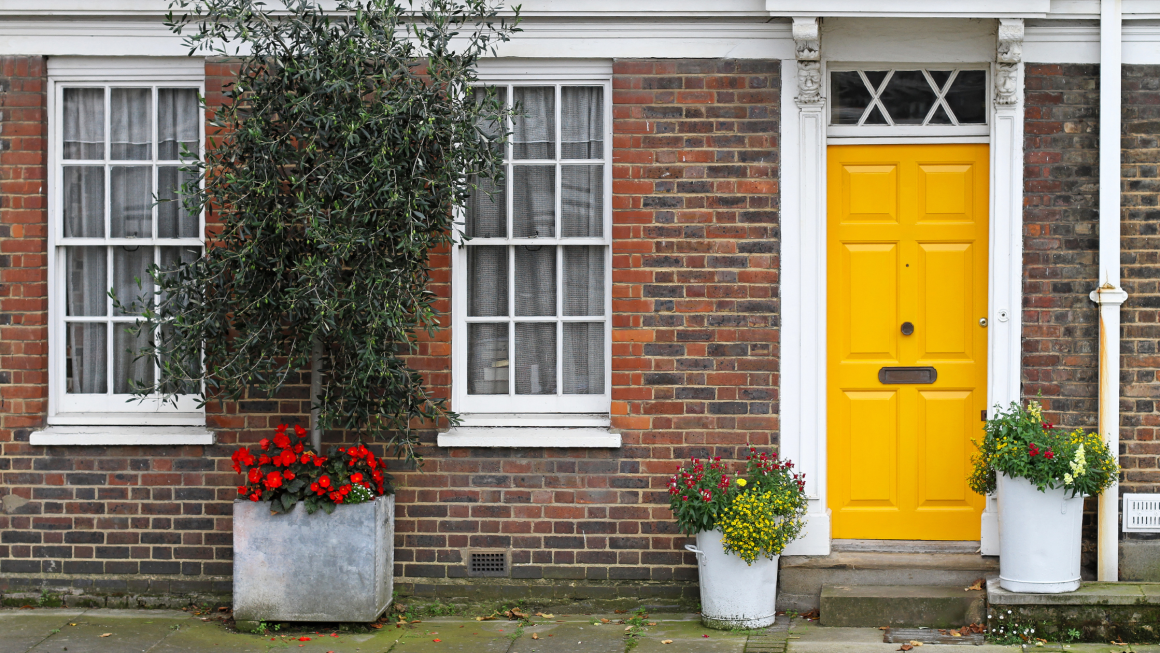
[736,479,747,487]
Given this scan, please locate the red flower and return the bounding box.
[258,455,271,465]
[237,485,247,494]
[1045,450,1055,460]
[294,443,303,454]
[283,470,295,480]
[300,454,312,464]
[310,483,319,492]
[265,471,283,489]
[248,468,261,483]
[294,424,306,437]
[340,485,351,495]
[1029,443,1040,457]
[273,433,291,449]
[298,636,310,641]
[319,475,331,488]
[351,473,364,484]
[330,491,342,502]
[314,457,326,467]
[276,424,288,433]
[249,493,260,502]
[280,450,296,466]
[259,438,271,450]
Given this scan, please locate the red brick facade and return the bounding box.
[0,57,780,605]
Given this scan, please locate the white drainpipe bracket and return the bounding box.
[1089,284,1128,306]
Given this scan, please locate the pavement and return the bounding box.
[2,608,1159,653]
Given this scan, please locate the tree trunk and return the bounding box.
[310,335,323,453]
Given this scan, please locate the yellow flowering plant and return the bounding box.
[969,401,1118,497]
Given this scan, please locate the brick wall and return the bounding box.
[0,57,780,606]
[1120,64,1160,498]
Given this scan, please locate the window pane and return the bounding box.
[159,322,199,395]
[114,323,154,393]
[863,71,888,89]
[946,70,987,124]
[928,70,953,91]
[928,105,954,125]
[110,166,152,238]
[561,165,602,238]
[62,166,104,238]
[467,175,506,238]
[468,323,508,395]
[515,322,556,395]
[831,72,872,125]
[561,86,602,159]
[66,247,107,317]
[473,86,506,159]
[563,246,604,317]
[863,104,889,125]
[563,322,604,395]
[66,323,107,394]
[467,245,508,317]
[62,88,104,160]
[513,86,554,159]
[113,246,154,316]
[515,245,556,317]
[159,245,200,308]
[111,88,152,161]
[158,166,198,238]
[879,71,937,125]
[512,165,555,238]
[158,88,199,159]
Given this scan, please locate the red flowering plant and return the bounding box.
[233,424,392,514]
[667,456,736,536]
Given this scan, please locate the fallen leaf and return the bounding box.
[370,624,383,629]
[394,603,407,613]
[534,612,555,618]
[69,623,76,626]
[410,620,421,624]
[647,622,656,626]
[909,641,923,647]
[702,634,709,638]
[548,634,553,637]
[599,618,610,624]
[965,579,984,591]
[532,633,539,640]
[625,626,633,631]
[898,646,913,652]
[661,640,674,645]
[476,615,496,621]
[100,633,112,638]
[218,607,229,612]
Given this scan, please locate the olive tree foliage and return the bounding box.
[133,0,519,465]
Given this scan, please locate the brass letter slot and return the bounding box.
[878,366,937,385]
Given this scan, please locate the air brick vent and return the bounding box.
[466,550,509,577]
[1123,494,1160,532]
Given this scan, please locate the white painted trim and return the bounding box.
[829,136,991,144]
[437,427,621,448]
[455,413,611,428]
[30,425,215,446]
[779,57,832,557]
[766,0,1052,17]
[828,125,991,138]
[47,56,205,79]
[1095,0,1124,584]
[477,59,613,80]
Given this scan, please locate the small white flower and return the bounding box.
[1008,610,1012,614]
[999,615,1004,620]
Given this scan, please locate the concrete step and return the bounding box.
[819,584,986,628]
[777,547,997,612]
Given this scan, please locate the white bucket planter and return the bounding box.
[997,473,1083,593]
[233,495,394,622]
[686,530,778,629]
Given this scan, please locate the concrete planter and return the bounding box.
[232,495,394,622]
[997,473,1083,593]
[686,530,779,629]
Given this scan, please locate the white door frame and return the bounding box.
[778,19,1024,555]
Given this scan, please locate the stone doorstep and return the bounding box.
[986,578,1160,605]
[818,585,987,629]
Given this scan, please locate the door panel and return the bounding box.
[827,144,989,541]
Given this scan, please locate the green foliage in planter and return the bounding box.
[126,0,519,465]
[969,401,1118,498]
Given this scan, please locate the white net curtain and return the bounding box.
[60,86,200,396]
[465,84,607,399]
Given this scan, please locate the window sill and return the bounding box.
[438,420,620,448]
[30,425,215,446]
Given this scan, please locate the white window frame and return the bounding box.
[442,62,618,447]
[37,57,209,442]
[827,63,992,138]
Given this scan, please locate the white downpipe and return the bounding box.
[1093,0,1126,583]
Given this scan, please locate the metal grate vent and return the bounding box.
[1123,494,1160,533]
[466,551,509,577]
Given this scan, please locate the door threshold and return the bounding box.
[832,539,981,554]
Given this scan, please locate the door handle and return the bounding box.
[878,366,937,384]
[901,322,914,336]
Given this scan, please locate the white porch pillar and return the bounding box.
[780,17,830,556]
[1093,0,1126,583]
[982,18,1026,557]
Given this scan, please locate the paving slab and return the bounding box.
[630,617,749,653]
[390,617,519,653]
[25,610,189,653]
[0,609,87,653]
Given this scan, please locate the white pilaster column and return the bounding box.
[1094,0,1125,583]
[780,17,830,556]
[982,18,1025,556]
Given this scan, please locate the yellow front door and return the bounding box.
[827,144,989,540]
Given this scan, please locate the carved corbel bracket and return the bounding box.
[793,17,822,106]
[995,18,1024,106]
